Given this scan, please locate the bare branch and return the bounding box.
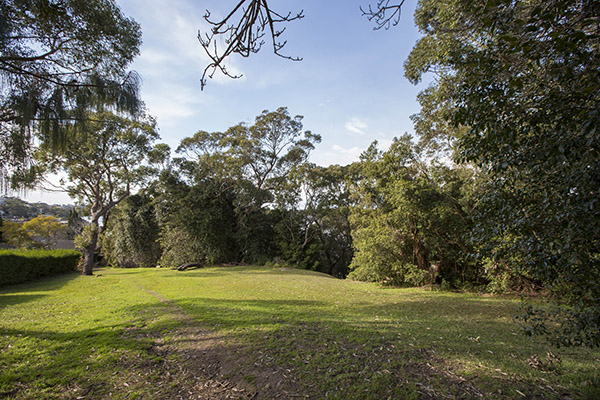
[198,0,304,89]
[360,1,406,30]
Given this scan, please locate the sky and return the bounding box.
[21,0,429,205]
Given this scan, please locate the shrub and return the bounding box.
[0,249,81,286]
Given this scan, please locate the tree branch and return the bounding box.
[360,1,406,30]
[198,0,303,89]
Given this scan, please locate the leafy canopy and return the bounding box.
[405,0,600,346]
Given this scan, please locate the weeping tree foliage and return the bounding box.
[0,0,142,188]
[405,0,600,346]
[102,193,161,268]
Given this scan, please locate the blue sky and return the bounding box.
[23,0,428,204]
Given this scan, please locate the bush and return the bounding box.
[0,249,81,286]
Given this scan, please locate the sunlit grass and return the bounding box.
[1,266,599,399]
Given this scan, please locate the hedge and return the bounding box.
[0,249,81,287]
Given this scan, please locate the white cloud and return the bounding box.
[312,144,364,166]
[345,117,368,136]
[331,144,363,156]
[319,98,334,107]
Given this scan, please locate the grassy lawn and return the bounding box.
[0,266,599,399]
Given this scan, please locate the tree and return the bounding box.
[274,163,354,277]
[348,137,477,286]
[22,215,65,249]
[0,221,29,248]
[37,112,158,275]
[405,0,600,346]
[0,214,64,249]
[0,0,142,187]
[154,169,241,268]
[176,107,321,262]
[198,1,404,88]
[178,107,320,197]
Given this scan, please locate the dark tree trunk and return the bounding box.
[82,222,99,275]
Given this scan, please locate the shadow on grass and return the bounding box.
[120,296,573,399]
[0,272,80,309]
[163,291,597,398]
[0,309,204,399]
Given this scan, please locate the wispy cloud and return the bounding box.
[319,98,334,107]
[345,117,368,136]
[119,0,246,139]
[312,144,364,166]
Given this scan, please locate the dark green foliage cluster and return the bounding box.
[0,249,80,286]
[102,108,353,274]
[103,194,161,268]
[348,136,481,287]
[404,0,600,345]
[155,174,242,267]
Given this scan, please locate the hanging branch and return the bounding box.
[198,0,304,89]
[360,0,405,30]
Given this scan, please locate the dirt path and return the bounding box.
[132,286,309,399]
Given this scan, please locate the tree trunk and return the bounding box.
[82,222,99,276]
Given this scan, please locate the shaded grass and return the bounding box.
[0,266,599,399]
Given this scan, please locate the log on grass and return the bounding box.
[177,263,204,271]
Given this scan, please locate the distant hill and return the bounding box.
[0,197,77,220]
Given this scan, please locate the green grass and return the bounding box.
[1,266,599,399]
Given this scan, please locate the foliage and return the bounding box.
[21,215,65,249]
[405,0,600,345]
[348,137,478,286]
[161,107,321,267]
[274,163,354,277]
[0,215,65,249]
[0,220,30,248]
[0,248,80,286]
[0,0,142,188]
[103,193,161,268]
[66,208,85,240]
[177,107,320,197]
[73,225,92,253]
[154,170,240,268]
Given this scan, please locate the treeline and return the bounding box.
[102,108,352,278]
[98,108,532,295]
[0,197,75,220]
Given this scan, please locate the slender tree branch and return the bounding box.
[198,0,303,89]
[360,1,406,30]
